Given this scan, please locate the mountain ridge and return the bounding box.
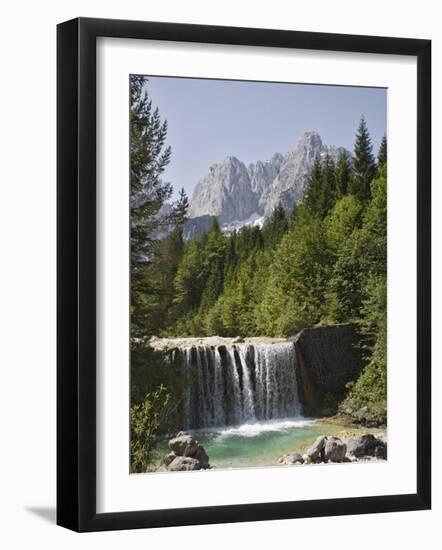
[186,131,349,233]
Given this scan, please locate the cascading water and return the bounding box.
[177,342,301,429]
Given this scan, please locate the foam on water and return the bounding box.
[213,418,315,438]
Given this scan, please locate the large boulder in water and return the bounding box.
[346,434,386,458]
[281,453,304,465]
[306,435,326,461]
[324,437,347,462]
[168,456,202,471]
[166,432,211,470]
[168,432,199,457]
[194,445,210,468]
[163,452,177,466]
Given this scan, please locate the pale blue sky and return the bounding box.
[141,76,387,200]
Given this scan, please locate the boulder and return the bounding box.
[324,437,347,462]
[346,437,365,458]
[346,434,386,458]
[302,454,313,464]
[374,444,387,460]
[168,456,202,471]
[168,432,199,457]
[232,336,244,343]
[282,453,304,465]
[163,452,176,466]
[360,434,378,456]
[306,435,326,461]
[194,445,210,468]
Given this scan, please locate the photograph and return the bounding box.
[129,74,388,474]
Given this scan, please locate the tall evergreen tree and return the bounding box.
[303,156,323,216]
[377,134,387,167]
[263,203,288,248]
[130,75,172,265]
[321,153,336,215]
[335,151,351,198]
[350,116,376,202]
[130,75,188,336]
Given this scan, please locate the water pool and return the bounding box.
[155,418,383,469]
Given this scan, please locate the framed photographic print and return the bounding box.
[57,17,431,532]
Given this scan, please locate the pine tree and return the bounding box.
[303,157,323,216]
[174,188,189,227]
[263,203,288,249]
[130,75,172,266]
[320,153,336,215]
[377,134,387,167]
[350,116,376,202]
[130,76,189,337]
[335,151,351,198]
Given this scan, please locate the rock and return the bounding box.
[360,434,378,456]
[282,453,304,465]
[374,445,387,459]
[168,432,199,457]
[346,434,364,455]
[194,445,210,468]
[302,454,313,464]
[306,435,326,461]
[324,437,347,462]
[346,437,365,457]
[346,434,386,458]
[354,406,369,423]
[163,452,176,466]
[232,336,244,344]
[168,456,202,472]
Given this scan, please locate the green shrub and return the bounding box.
[130,385,174,473]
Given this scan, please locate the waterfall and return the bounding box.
[178,342,301,429]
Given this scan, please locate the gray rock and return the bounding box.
[163,452,176,466]
[232,336,244,344]
[360,434,378,456]
[282,453,304,465]
[324,437,347,462]
[194,445,210,468]
[346,434,386,458]
[306,435,326,461]
[374,445,387,460]
[168,456,202,472]
[302,453,313,464]
[168,432,199,457]
[346,437,366,457]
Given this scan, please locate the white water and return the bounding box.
[178,342,301,429]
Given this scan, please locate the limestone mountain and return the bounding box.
[187,131,350,231]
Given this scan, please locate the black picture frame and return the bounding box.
[57,17,431,532]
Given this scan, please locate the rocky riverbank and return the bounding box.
[164,432,211,471]
[279,432,387,465]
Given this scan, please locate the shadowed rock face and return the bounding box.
[292,324,364,416]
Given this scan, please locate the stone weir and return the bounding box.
[147,325,364,428]
[148,337,301,430]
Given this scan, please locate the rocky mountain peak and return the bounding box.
[187,132,349,230]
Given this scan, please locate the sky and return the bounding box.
[141,76,387,200]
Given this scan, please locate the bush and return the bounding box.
[130,385,174,473]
